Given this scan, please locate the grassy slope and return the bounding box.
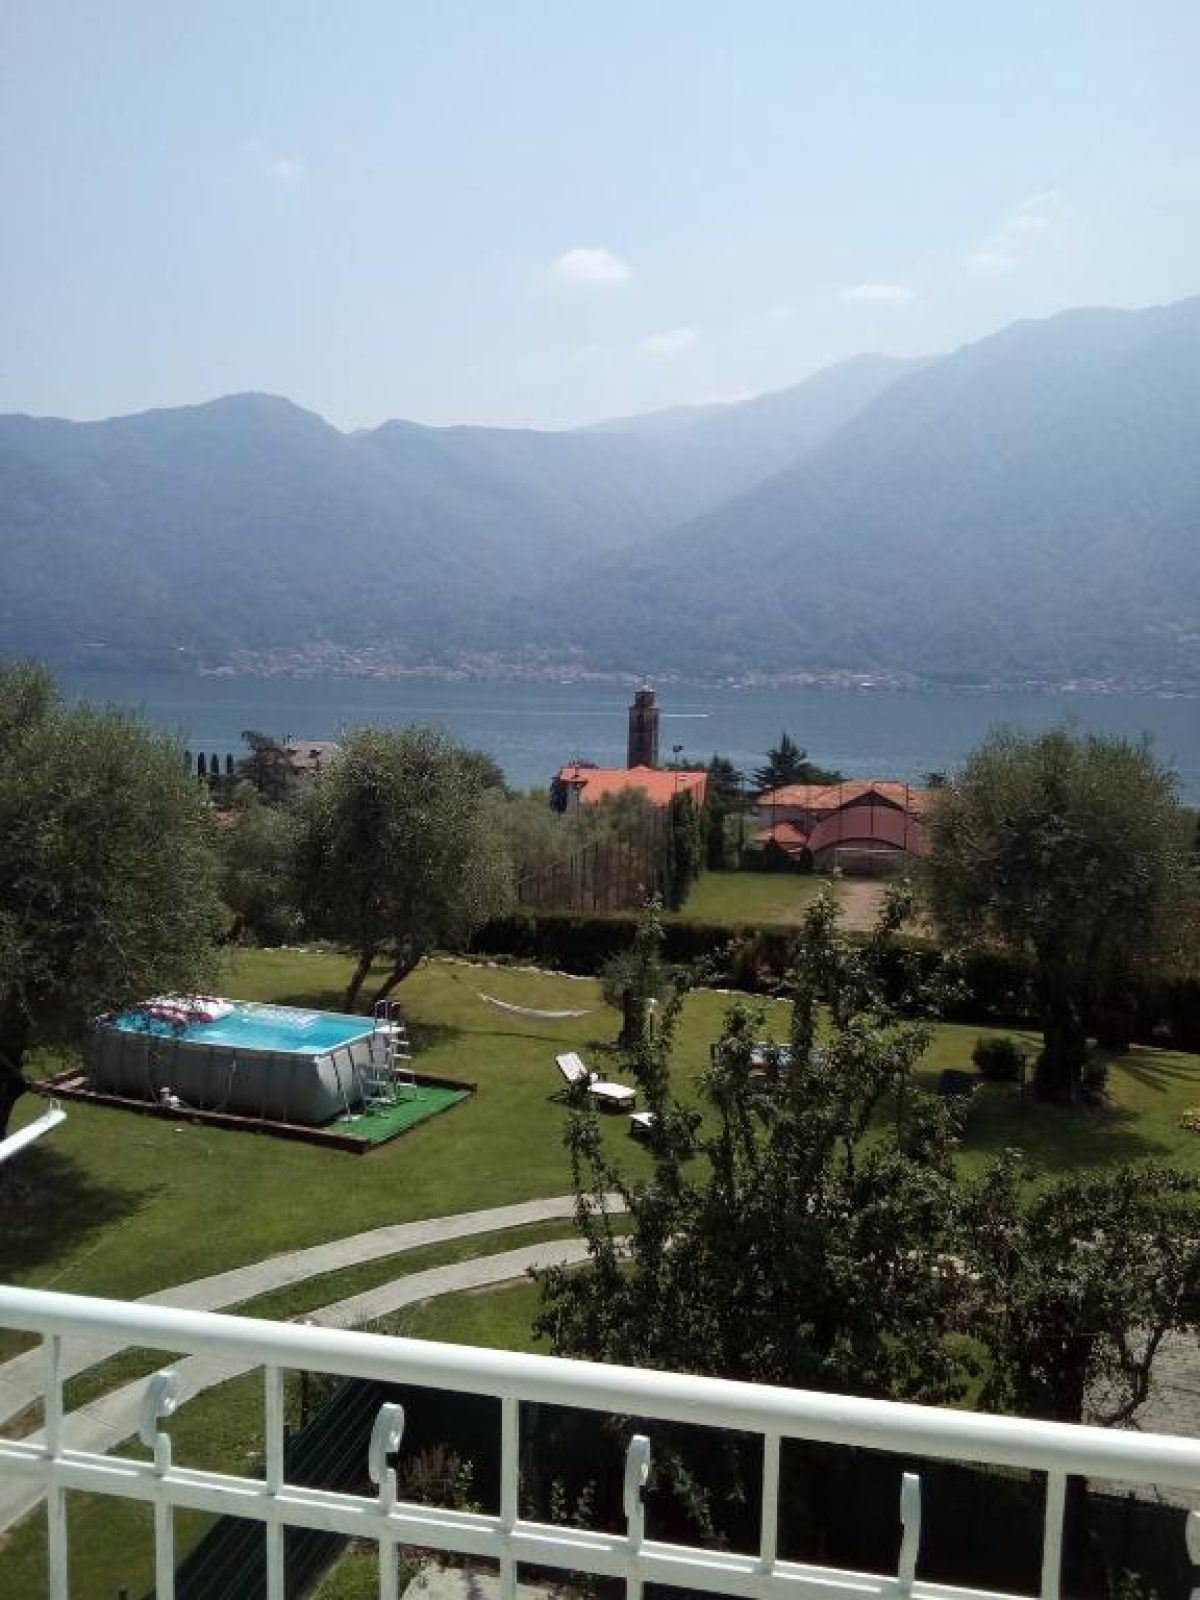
[669,870,835,924]
[6,948,1198,1319]
[2,947,1198,1597]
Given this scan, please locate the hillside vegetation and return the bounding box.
[4,300,1199,687]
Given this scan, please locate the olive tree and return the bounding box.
[0,662,223,1141]
[536,889,970,1403]
[294,725,514,1010]
[965,1157,1200,1425]
[925,727,1194,1103]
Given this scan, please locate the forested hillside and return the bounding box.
[3,301,1199,688]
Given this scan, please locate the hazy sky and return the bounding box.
[2,2,1197,430]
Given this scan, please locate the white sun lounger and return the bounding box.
[555,1052,636,1110]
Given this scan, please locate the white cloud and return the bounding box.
[640,327,699,356]
[244,141,307,183]
[839,283,916,304]
[967,191,1064,273]
[552,247,631,287]
[264,156,306,183]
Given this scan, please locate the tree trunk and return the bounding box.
[1034,987,1089,1104]
[618,988,646,1049]
[343,947,377,1012]
[0,1003,32,1143]
[369,952,422,1006]
[0,1057,28,1144]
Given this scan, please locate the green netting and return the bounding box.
[328,1083,469,1145]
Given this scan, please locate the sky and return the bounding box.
[2,1,1198,431]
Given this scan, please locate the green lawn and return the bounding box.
[669,869,837,925]
[3,944,1199,1597]
[6,946,1198,1331]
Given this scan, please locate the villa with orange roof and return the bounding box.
[752,779,930,874]
[555,763,708,810]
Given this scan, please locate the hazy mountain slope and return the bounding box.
[0,358,910,668]
[589,354,925,508]
[0,394,484,662]
[513,299,1200,687]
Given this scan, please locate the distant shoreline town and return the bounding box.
[191,649,1198,698]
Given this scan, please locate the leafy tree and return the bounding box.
[294,725,515,1009]
[536,889,970,1405]
[925,727,1195,1103]
[219,781,301,945]
[236,730,296,804]
[964,1157,1200,1425]
[664,791,704,910]
[704,756,744,869]
[0,662,223,1141]
[753,732,841,792]
[599,899,679,1048]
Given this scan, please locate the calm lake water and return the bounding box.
[56,670,1200,804]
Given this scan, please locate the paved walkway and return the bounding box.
[0,1221,596,1536]
[0,1195,597,1432]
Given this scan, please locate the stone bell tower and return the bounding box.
[627,681,660,769]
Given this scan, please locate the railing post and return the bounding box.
[369,1401,406,1600]
[897,1472,921,1596]
[500,1396,520,1600]
[624,1433,652,1600]
[1041,1471,1067,1600]
[139,1369,180,1600]
[43,1334,68,1600]
[759,1430,780,1576]
[265,1364,286,1600]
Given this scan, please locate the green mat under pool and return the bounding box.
[329,1083,470,1145]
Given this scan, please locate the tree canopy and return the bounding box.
[294,725,515,1009]
[753,732,841,792]
[925,726,1195,1102]
[0,661,223,1139]
[537,887,1200,1504]
[536,889,971,1405]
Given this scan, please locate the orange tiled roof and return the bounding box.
[557,765,708,808]
[750,820,810,853]
[757,780,930,815]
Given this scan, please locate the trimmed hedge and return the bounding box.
[470,911,1200,1050]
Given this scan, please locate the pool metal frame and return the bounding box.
[40,1063,476,1153]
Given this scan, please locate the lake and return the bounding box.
[55,669,1200,804]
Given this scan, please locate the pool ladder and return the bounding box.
[368,1001,415,1103]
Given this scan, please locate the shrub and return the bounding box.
[1081,1054,1110,1102]
[971,1035,1025,1082]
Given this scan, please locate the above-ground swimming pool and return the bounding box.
[87,1000,382,1125]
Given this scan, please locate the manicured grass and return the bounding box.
[670,870,838,925]
[375,1277,544,1353]
[36,1219,582,1430]
[6,947,1198,1342]
[3,931,1198,1597]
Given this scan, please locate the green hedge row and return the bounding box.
[470,912,1200,1051]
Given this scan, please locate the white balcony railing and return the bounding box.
[0,1284,1197,1600]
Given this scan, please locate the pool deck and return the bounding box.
[40,1067,474,1153]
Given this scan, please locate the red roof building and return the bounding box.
[752,779,931,874]
[556,764,708,809]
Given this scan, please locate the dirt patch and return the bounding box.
[835,879,888,931]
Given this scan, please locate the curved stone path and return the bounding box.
[0,1195,613,1536]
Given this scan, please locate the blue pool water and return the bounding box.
[112,1001,374,1054]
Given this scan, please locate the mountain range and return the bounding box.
[2,298,1198,689]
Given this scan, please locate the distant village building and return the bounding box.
[552,683,706,811]
[284,739,340,776]
[627,682,660,769]
[555,764,708,810]
[752,780,930,874]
